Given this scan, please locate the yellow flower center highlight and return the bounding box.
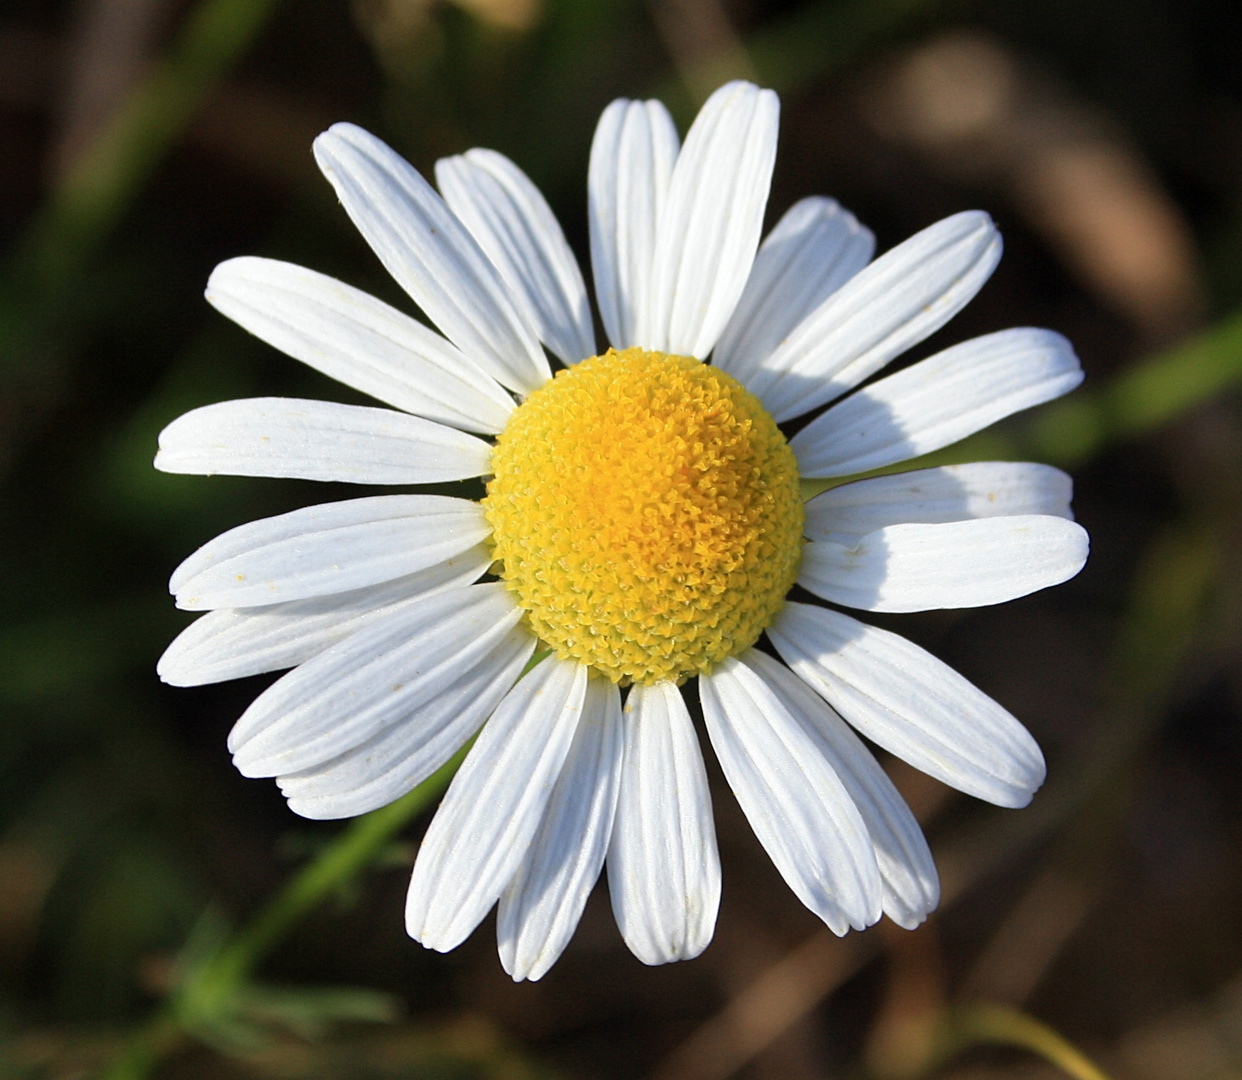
[483,347,803,684]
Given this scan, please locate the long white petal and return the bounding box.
[742,651,938,928]
[497,678,624,981]
[155,398,491,484]
[607,681,720,965]
[277,626,534,820]
[700,657,882,935]
[644,81,779,358]
[769,602,1046,808]
[406,656,589,952]
[749,211,1002,422]
[805,463,1074,544]
[158,545,491,686]
[313,123,550,394]
[588,98,679,350]
[437,149,595,364]
[792,328,1083,477]
[171,495,490,610]
[206,257,513,434]
[228,583,525,775]
[799,516,1090,613]
[714,197,874,381]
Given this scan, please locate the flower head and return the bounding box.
[157,81,1088,980]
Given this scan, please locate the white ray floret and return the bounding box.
[437,148,595,364]
[714,196,874,382]
[589,98,680,350]
[792,328,1084,477]
[206,257,514,434]
[313,123,550,394]
[643,81,779,358]
[770,602,1047,808]
[228,583,525,774]
[155,397,492,484]
[700,655,883,934]
[277,621,535,820]
[805,463,1074,544]
[497,677,624,981]
[158,546,491,687]
[170,495,490,610]
[608,681,721,965]
[798,515,1090,613]
[740,650,939,928]
[406,656,589,952]
[748,210,1002,422]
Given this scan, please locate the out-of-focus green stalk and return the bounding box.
[0,0,282,373]
[99,750,463,1080]
[803,308,1242,499]
[934,1002,1115,1080]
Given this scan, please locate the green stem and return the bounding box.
[936,1002,1115,1080]
[100,750,462,1079]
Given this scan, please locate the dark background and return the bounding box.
[2,0,1242,1077]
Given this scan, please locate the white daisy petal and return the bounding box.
[792,328,1084,477]
[588,98,680,350]
[277,624,534,820]
[206,257,513,434]
[770,602,1046,808]
[700,656,882,935]
[406,656,589,952]
[497,678,624,981]
[713,197,874,382]
[158,545,491,687]
[607,681,721,965]
[741,651,938,928]
[155,398,492,484]
[170,495,490,611]
[313,123,551,394]
[644,81,779,358]
[228,582,524,775]
[805,463,1074,544]
[799,515,1090,613]
[749,210,1003,422]
[437,149,595,364]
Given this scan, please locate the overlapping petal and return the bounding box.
[747,211,1002,422]
[644,81,779,358]
[497,678,624,981]
[313,123,550,394]
[437,148,595,364]
[206,257,513,434]
[792,328,1083,477]
[228,583,526,776]
[406,656,589,952]
[714,196,874,382]
[741,651,938,928]
[805,463,1074,544]
[158,546,491,687]
[700,655,882,934]
[770,602,1046,808]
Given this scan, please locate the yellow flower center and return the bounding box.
[483,348,803,684]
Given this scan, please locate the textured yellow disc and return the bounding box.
[483,348,803,684]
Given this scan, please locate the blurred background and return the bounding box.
[2,0,1242,1077]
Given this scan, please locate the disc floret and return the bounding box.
[484,348,803,684]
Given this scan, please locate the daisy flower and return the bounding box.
[156,81,1088,981]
